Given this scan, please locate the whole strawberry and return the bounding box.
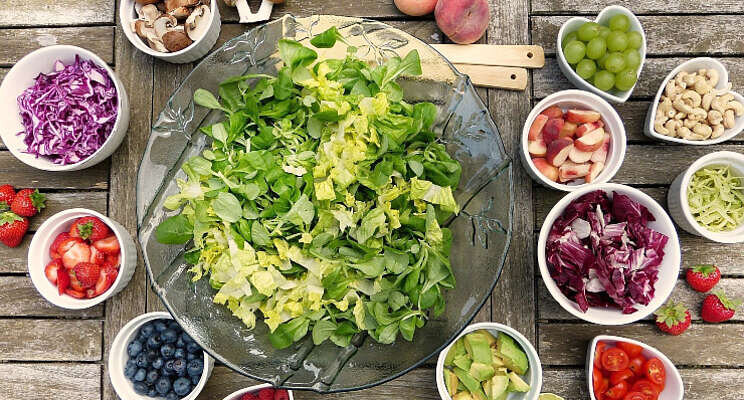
[70,216,110,242]
[0,212,29,247]
[0,184,15,210]
[654,301,691,335]
[257,388,275,400]
[10,188,46,217]
[686,264,721,292]
[701,291,742,323]
[73,262,101,289]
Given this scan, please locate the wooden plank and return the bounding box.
[542,367,744,400]
[0,235,32,273]
[532,16,744,56]
[0,152,109,190]
[0,319,102,361]
[0,27,115,66]
[531,0,744,14]
[539,323,744,366]
[0,0,114,27]
[216,0,406,22]
[28,191,108,231]
[0,276,103,318]
[0,363,101,400]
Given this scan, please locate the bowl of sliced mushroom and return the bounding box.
[645,57,744,144]
[120,0,221,63]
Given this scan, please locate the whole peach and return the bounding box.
[394,0,438,16]
[434,0,490,44]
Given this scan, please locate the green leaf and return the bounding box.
[155,215,193,244]
[212,192,242,223]
[375,323,398,344]
[269,317,309,349]
[399,316,416,341]
[250,221,272,246]
[407,159,424,177]
[310,26,346,48]
[194,88,223,110]
[312,319,337,345]
[278,39,318,70]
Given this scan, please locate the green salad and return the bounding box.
[155,28,463,348]
[687,165,744,232]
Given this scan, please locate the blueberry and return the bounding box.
[173,377,192,396]
[173,348,186,360]
[191,374,201,385]
[186,352,196,361]
[135,352,149,368]
[180,332,194,344]
[186,342,201,353]
[133,368,147,382]
[146,349,159,362]
[161,329,179,344]
[175,337,185,348]
[153,320,168,332]
[186,359,203,377]
[124,362,137,379]
[160,343,175,359]
[145,369,159,385]
[167,320,181,331]
[163,359,176,375]
[127,340,143,357]
[155,376,172,394]
[172,358,187,376]
[133,382,149,395]
[140,322,156,338]
[147,387,158,397]
[151,357,164,370]
[146,335,162,350]
[165,392,179,400]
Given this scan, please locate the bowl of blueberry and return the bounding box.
[109,311,214,400]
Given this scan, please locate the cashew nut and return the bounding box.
[675,112,687,121]
[692,123,713,139]
[681,90,702,107]
[682,72,698,86]
[708,109,723,125]
[728,100,744,116]
[683,118,697,129]
[724,109,736,129]
[665,119,682,136]
[677,126,694,140]
[654,121,671,136]
[673,96,694,114]
[702,93,714,111]
[712,124,725,138]
[665,81,680,98]
[675,71,691,87]
[705,69,720,87]
[689,107,707,121]
[693,76,712,95]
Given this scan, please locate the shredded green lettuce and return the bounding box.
[687,165,744,232]
[155,28,462,349]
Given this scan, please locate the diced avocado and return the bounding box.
[453,368,488,400]
[496,333,529,375]
[472,390,488,400]
[445,369,459,396]
[506,371,530,393]
[453,392,473,400]
[469,362,495,382]
[480,330,497,347]
[446,338,467,367]
[453,354,473,371]
[494,393,508,400]
[465,332,492,365]
[490,372,509,399]
[490,348,505,368]
[481,380,493,400]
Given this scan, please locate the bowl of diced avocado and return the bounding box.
[435,322,542,400]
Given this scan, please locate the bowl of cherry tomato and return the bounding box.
[588,335,683,400]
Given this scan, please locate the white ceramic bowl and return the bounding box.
[667,151,744,243]
[587,335,683,400]
[109,311,215,400]
[0,45,130,171]
[120,0,221,64]
[222,384,295,400]
[28,208,137,309]
[521,90,627,191]
[556,5,646,103]
[644,58,744,145]
[538,183,681,325]
[435,322,542,400]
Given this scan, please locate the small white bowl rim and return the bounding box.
[675,151,744,242]
[108,311,213,400]
[222,384,295,400]
[521,89,627,192]
[537,183,681,325]
[556,5,647,103]
[28,208,130,310]
[646,57,744,145]
[435,322,543,400]
[119,0,218,58]
[0,45,126,171]
[587,335,684,400]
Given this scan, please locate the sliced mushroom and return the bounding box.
[140,4,161,24]
[165,0,199,12]
[169,6,192,20]
[162,30,193,52]
[184,5,211,41]
[146,30,169,52]
[223,0,238,5]
[153,14,178,38]
[133,20,156,39]
[156,2,167,12]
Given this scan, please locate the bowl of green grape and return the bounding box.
[557,5,646,103]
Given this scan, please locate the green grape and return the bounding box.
[563,41,586,64]
[586,37,607,60]
[563,31,578,49]
[607,31,628,52]
[623,48,641,69]
[578,22,601,42]
[597,53,610,69]
[594,70,616,92]
[598,26,611,39]
[609,14,630,32]
[615,68,638,91]
[576,59,597,80]
[604,52,626,73]
[627,31,643,49]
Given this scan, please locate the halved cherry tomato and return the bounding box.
[643,358,666,388]
[628,355,647,376]
[605,381,629,399]
[610,368,635,385]
[602,347,630,372]
[623,392,648,400]
[593,367,605,394]
[617,342,643,357]
[595,341,607,368]
[632,379,660,400]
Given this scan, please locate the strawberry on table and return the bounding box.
[685,264,721,292]
[73,262,101,289]
[93,235,120,255]
[701,291,741,323]
[0,184,15,210]
[654,301,691,335]
[10,188,45,217]
[0,212,29,248]
[70,216,110,242]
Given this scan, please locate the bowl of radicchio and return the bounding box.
[0,45,130,171]
[537,183,681,325]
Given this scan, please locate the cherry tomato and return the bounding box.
[593,367,605,394]
[617,342,644,357]
[595,341,607,368]
[628,355,647,376]
[602,347,630,372]
[623,392,648,400]
[643,358,666,388]
[632,379,660,400]
[610,368,635,385]
[605,381,630,399]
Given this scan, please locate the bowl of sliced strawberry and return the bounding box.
[28,208,136,309]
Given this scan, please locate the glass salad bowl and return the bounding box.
[136,15,513,393]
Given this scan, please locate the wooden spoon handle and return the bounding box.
[433,44,545,68]
[454,64,528,91]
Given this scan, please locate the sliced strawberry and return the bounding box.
[93,235,120,255]
[73,262,101,289]
[103,254,121,270]
[44,259,63,284]
[90,246,105,265]
[92,267,118,297]
[65,288,86,299]
[57,267,70,295]
[68,269,84,292]
[50,232,71,259]
[62,242,91,269]
[69,216,111,242]
[57,236,83,258]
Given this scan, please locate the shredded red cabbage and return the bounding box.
[16,55,118,165]
[546,190,669,314]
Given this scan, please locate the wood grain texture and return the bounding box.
[539,323,744,366]
[532,16,744,56]
[0,0,113,27]
[0,153,109,189]
[0,27,115,66]
[0,276,103,318]
[0,235,33,273]
[28,191,108,231]
[531,0,744,14]
[0,319,102,361]
[0,363,101,400]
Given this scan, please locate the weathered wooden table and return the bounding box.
[2,1,743,399]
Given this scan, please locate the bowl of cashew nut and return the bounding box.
[644,57,744,145]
